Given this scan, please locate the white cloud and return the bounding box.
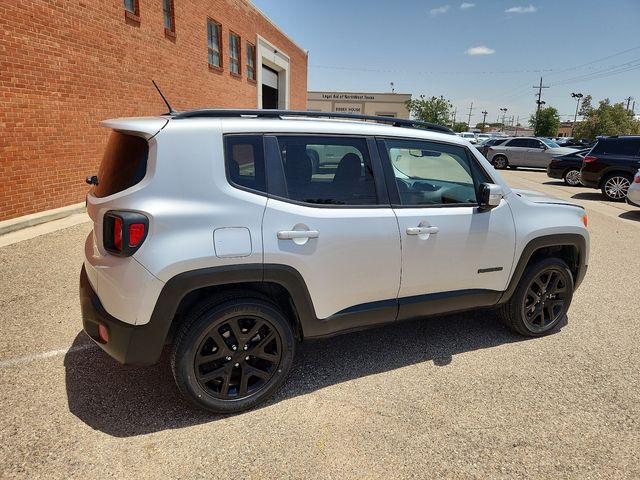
[505,4,537,13]
[430,5,450,15]
[466,46,496,55]
[460,2,476,9]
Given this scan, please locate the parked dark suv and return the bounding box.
[580,136,640,201]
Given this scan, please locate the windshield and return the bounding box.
[540,138,560,148]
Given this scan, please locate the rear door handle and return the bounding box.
[277,230,320,240]
[406,226,439,235]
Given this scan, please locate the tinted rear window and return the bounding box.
[592,138,640,156]
[94,132,148,198]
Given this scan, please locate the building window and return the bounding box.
[123,0,140,21]
[246,42,256,81]
[163,0,175,34]
[207,19,222,69]
[229,32,241,75]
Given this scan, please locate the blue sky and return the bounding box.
[251,0,640,126]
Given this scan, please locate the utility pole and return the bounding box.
[625,96,633,110]
[533,76,549,135]
[451,107,457,128]
[467,102,473,129]
[515,115,520,136]
[481,110,488,132]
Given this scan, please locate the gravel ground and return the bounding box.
[0,169,639,479]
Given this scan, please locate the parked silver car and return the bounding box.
[627,169,640,207]
[487,137,575,169]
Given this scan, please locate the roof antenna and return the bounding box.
[152,80,176,115]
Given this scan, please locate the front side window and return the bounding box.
[207,19,222,68]
[526,139,542,149]
[506,138,529,148]
[540,138,560,148]
[246,43,256,81]
[225,135,266,193]
[230,32,241,75]
[384,139,486,206]
[275,136,378,206]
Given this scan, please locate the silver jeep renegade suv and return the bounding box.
[80,109,589,413]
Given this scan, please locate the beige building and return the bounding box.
[307,91,412,119]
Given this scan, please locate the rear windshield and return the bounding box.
[592,138,640,156]
[93,132,148,198]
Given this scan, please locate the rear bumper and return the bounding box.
[79,265,167,366]
[546,166,564,179]
[579,169,600,188]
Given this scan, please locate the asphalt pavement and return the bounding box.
[1,169,639,479]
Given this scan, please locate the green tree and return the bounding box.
[529,106,560,137]
[405,95,451,126]
[452,122,468,132]
[573,98,640,141]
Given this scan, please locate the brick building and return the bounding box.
[0,0,308,221]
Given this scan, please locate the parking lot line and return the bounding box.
[0,343,95,369]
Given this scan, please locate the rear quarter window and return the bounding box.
[94,132,148,198]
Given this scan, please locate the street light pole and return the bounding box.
[481,110,488,132]
[500,108,508,132]
[571,92,583,137]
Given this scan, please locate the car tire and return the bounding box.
[171,295,296,414]
[499,258,574,337]
[563,169,582,186]
[601,173,632,201]
[492,155,508,169]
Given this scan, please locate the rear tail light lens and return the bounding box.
[635,175,640,183]
[550,158,561,163]
[128,223,146,247]
[103,211,149,256]
[583,155,597,163]
[582,214,588,228]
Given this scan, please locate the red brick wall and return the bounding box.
[0,0,308,221]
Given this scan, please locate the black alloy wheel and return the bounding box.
[172,296,295,413]
[499,258,574,337]
[521,267,569,333]
[194,315,282,399]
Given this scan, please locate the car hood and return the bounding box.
[512,189,583,208]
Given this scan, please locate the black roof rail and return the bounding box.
[171,109,454,134]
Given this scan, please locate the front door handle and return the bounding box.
[406,226,439,235]
[277,230,320,240]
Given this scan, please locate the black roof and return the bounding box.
[171,109,454,135]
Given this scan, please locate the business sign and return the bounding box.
[334,103,362,113]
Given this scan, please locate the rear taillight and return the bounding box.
[103,211,149,256]
[550,158,561,163]
[129,223,146,247]
[583,155,597,163]
[635,174,640,183]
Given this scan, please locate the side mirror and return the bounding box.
[478,183,503,210]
